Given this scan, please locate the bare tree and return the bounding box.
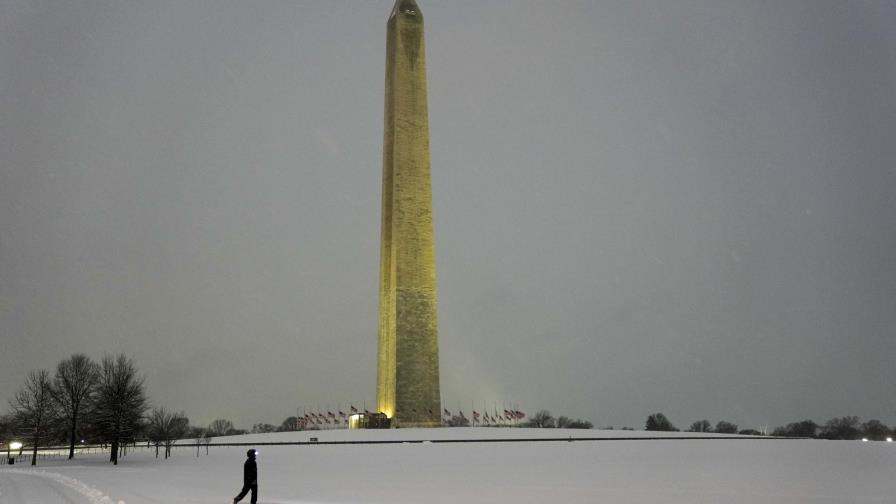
[147,408,189,459]
[51,354,99,459]
[208,418,235,437]
[93,354,148,465]
[165,412,189,458]
[201,430,212,455]
[523,410,556,428]
[9,370,58,465]
[192,427,206,457]
[147,408,171,458]
[0,414,15,448]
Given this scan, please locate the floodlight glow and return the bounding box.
[9,442,22,450]
[887,437,893,443]
[861,438,868,442]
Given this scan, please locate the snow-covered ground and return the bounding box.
[1,428,894,503]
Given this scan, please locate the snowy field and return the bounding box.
[1,428,894,504]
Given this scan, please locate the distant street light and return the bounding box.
[887,437,893,443]
[861,438,869,442]
[8,441,23,462]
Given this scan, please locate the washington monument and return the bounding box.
[376,0,441,428]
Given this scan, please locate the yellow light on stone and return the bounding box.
[376,0,441,428]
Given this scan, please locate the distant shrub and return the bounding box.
[771,420,818,438]
[446,414,470,427]
[687,420,711,432]
[523,410,556,428]
[277,416,299,432]
[819,416,861,440]
[645,413,678,432]
[860,419,890,441]
[556,416,593,429]
[714,421,738,434]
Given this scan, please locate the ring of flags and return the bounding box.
[294,404,526,428]
[442,408,526,425]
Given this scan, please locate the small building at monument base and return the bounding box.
[348,412,391,430]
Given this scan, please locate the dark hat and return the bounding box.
[246,449,256,457]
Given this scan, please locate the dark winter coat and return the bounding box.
[244,457,257,485]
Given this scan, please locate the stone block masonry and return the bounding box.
[376,0,441,428]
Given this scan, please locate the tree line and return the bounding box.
[6,354,889,470]
[641,412,896,440]
[0,353,272,466]
[1,353,151,465]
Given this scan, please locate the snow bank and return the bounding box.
[205,426,745,444]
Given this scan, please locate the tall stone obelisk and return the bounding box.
[376,0,441,428]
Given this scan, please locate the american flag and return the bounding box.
[350,405,358,413]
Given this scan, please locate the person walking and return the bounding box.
[232,449,258,504]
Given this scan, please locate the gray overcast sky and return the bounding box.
[1,0,894,430]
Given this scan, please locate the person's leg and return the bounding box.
[234,485,251,502]
[250,484,257,504]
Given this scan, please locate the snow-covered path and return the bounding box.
[0,468,122,504]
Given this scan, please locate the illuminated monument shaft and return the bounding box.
[377,0,441,427]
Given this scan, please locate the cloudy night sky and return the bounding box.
[1,0,894,430]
